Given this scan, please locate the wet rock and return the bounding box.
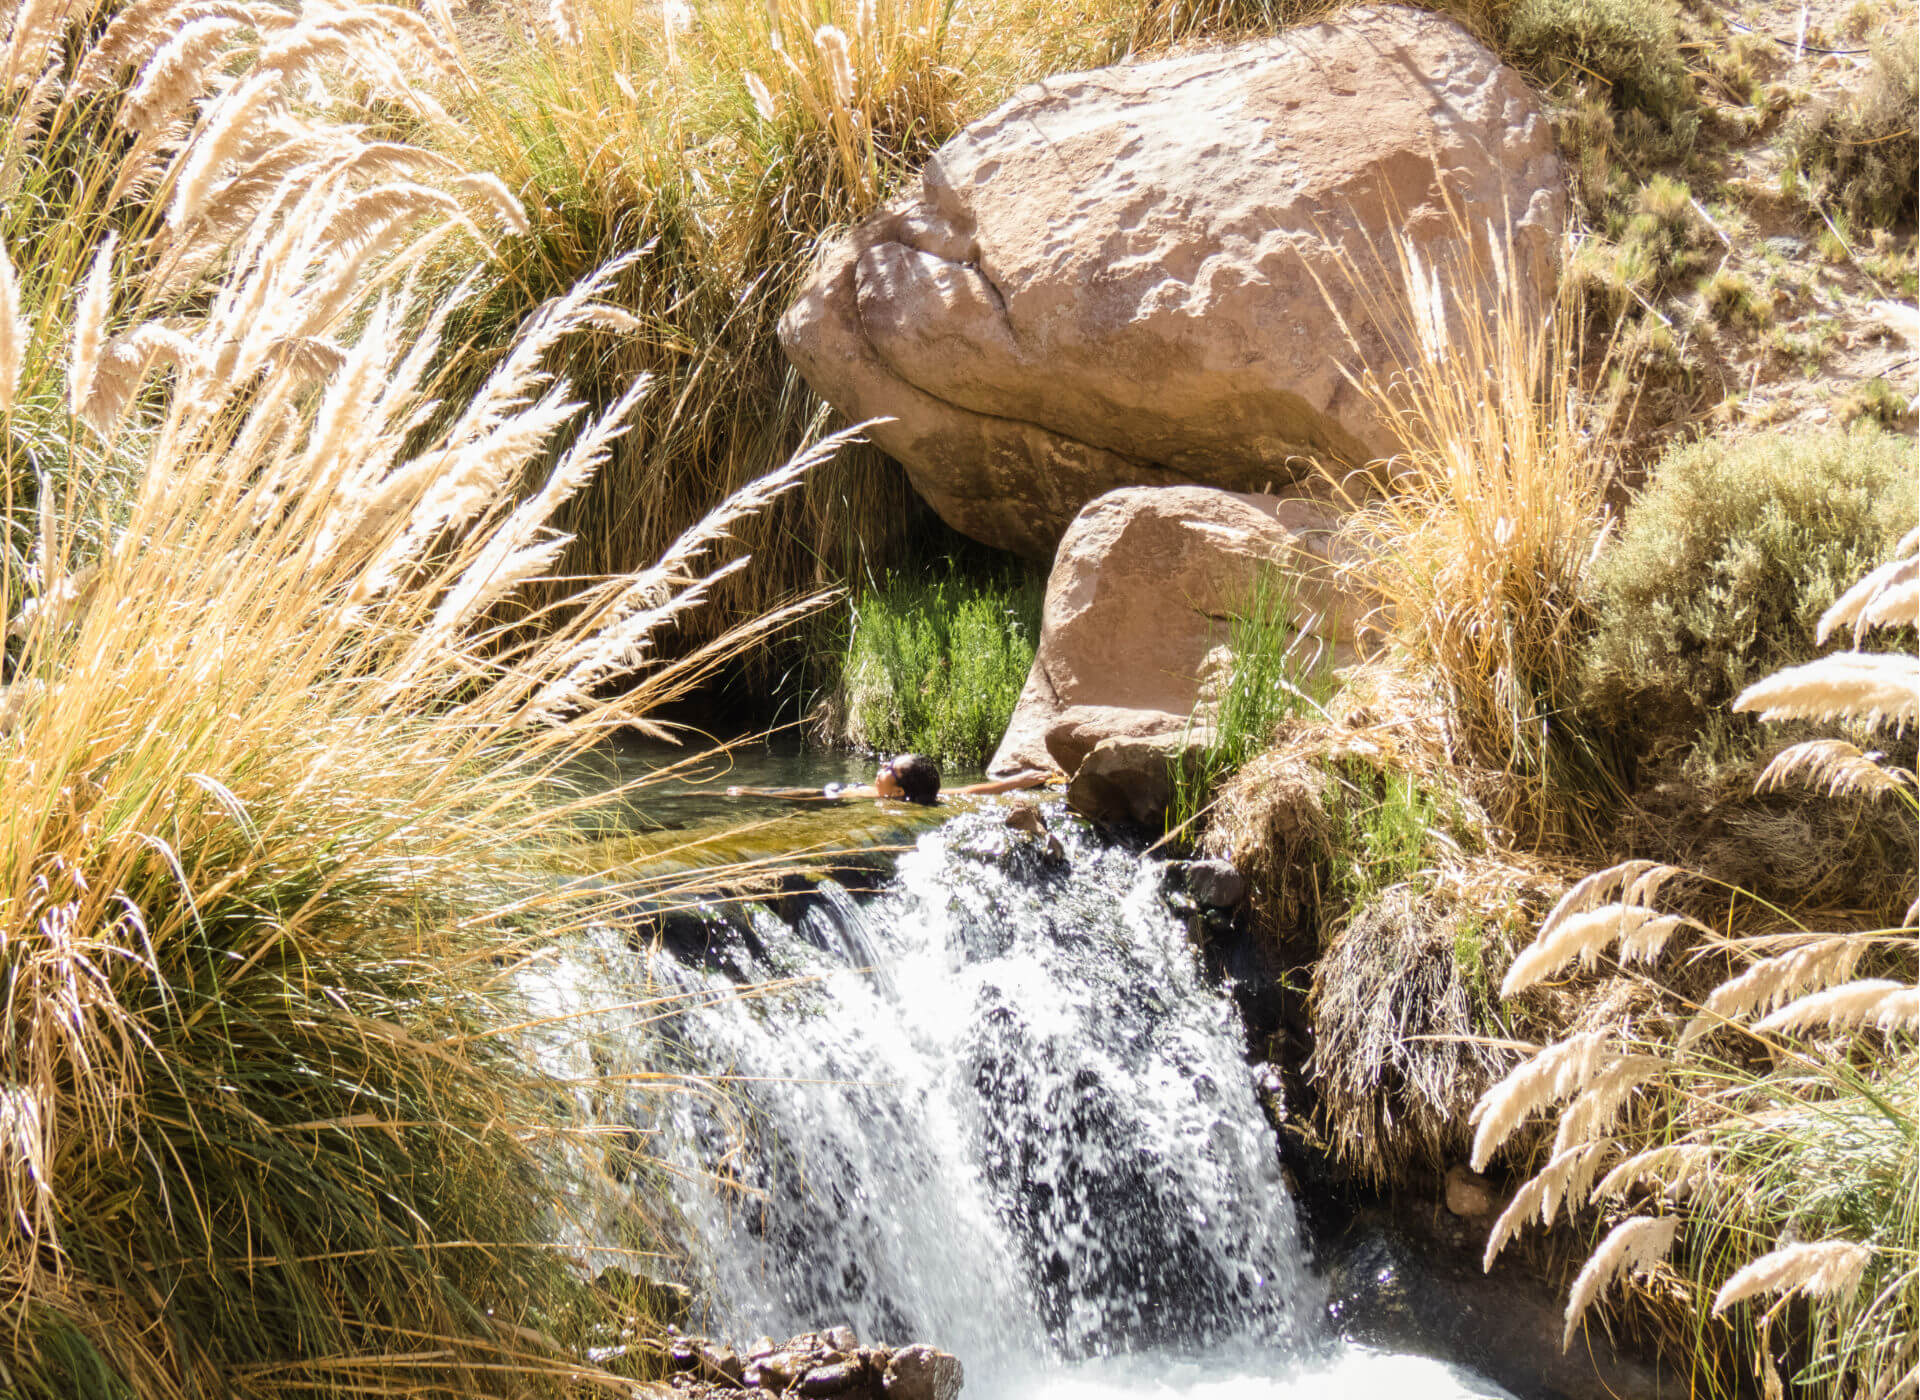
[882,1344,963,1400]
[1181,859,1247,910]
[802,1359,870,1395]
[743,1351,801,1389]
[1444,1163,1496,1219]
[1066,732,1198,829]
[990,486,1359,776]
[1003,803,1047,835]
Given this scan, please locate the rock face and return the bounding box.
[989,485,1361,780]
[780,5,1563,558]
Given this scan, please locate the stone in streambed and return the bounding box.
[881,1345,963,1400]
[799,1359,869,1396]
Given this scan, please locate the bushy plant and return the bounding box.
[1474,538,1919,1397]
[1787,25,1919,228]
[838,568,1043,769]
[1500,0,1697,140]
[1583,423,1917,750]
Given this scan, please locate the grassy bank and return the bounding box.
[831,566,1043,769]
[1198,218,1916,1390]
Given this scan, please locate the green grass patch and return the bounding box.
[1321,762,1446,908]
[1169,566,1334,832]
[837,567,1044,769]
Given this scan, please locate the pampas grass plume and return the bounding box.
[1756,738,1911,800]
[814,24,854,110]
[1733,652,1920,731]
[1683,935,1867,1044]
[1819,551,1918,646]
[69,234,118,419]
[1753,979,1918,1037]
[1469,1031,1613,1170]
[745,69,775,120]
[1562,1217,1678,1349]
[1712,1241,1874,1316]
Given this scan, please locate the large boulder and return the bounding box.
[989,485,1364,778]
[780,5,1563,558]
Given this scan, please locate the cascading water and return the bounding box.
[534,800,1509,1400]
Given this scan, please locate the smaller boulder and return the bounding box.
[1444,1163,1497,1219]
[1067,733,1200,829]
[1182,859,1248,910]
[882,1345,964,1400]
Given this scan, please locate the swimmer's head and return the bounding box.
[877,753,939,804]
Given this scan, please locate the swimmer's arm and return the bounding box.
[724,783,881,800]
[951,769,1060,796]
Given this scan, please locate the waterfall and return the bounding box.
[531,802,1510,1400]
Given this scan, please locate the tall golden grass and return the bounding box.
[0,2,844,1392]
[1471,533,1919,1397]
[1322,223,1622,843]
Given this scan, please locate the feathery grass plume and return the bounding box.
[1562,1217,1679,1350]
[1551,1053,1665,1156]
[1469,1030,1616,1170]
[1713,1241,1875,1317]
[122,15,249,132]
[1753,980,1919,1037]
[80,321,198,430]
[0,0,71,91]
[169,67,285,228]
[744,68,775,118]
[548,0,581,47]
[1593,1143,1716,1203]
[1501,902,1697,994]
[1733,652,1920,731]
[1756,739,1915,801]
[1681,935,1869,1045]
[814,23,855,108]
[66,233,118,420]
[1821,551,1920,646]
[0,235,21,409]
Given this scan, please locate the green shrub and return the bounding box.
[1583,424,1918,746]
[1787,25,1919,228]
[839,568,1044,769]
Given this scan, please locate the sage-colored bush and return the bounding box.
[1583,424,1918,746]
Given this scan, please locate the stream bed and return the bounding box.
[533,744,1514,1400]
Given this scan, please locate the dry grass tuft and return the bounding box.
[1324,221,1621,844]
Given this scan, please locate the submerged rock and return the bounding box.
[780,5,1563,558]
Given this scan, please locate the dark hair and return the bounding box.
[887,753,941,804]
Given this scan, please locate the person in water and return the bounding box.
[727,753,1055,805]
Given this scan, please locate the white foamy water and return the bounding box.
[533,803,1511,1399]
